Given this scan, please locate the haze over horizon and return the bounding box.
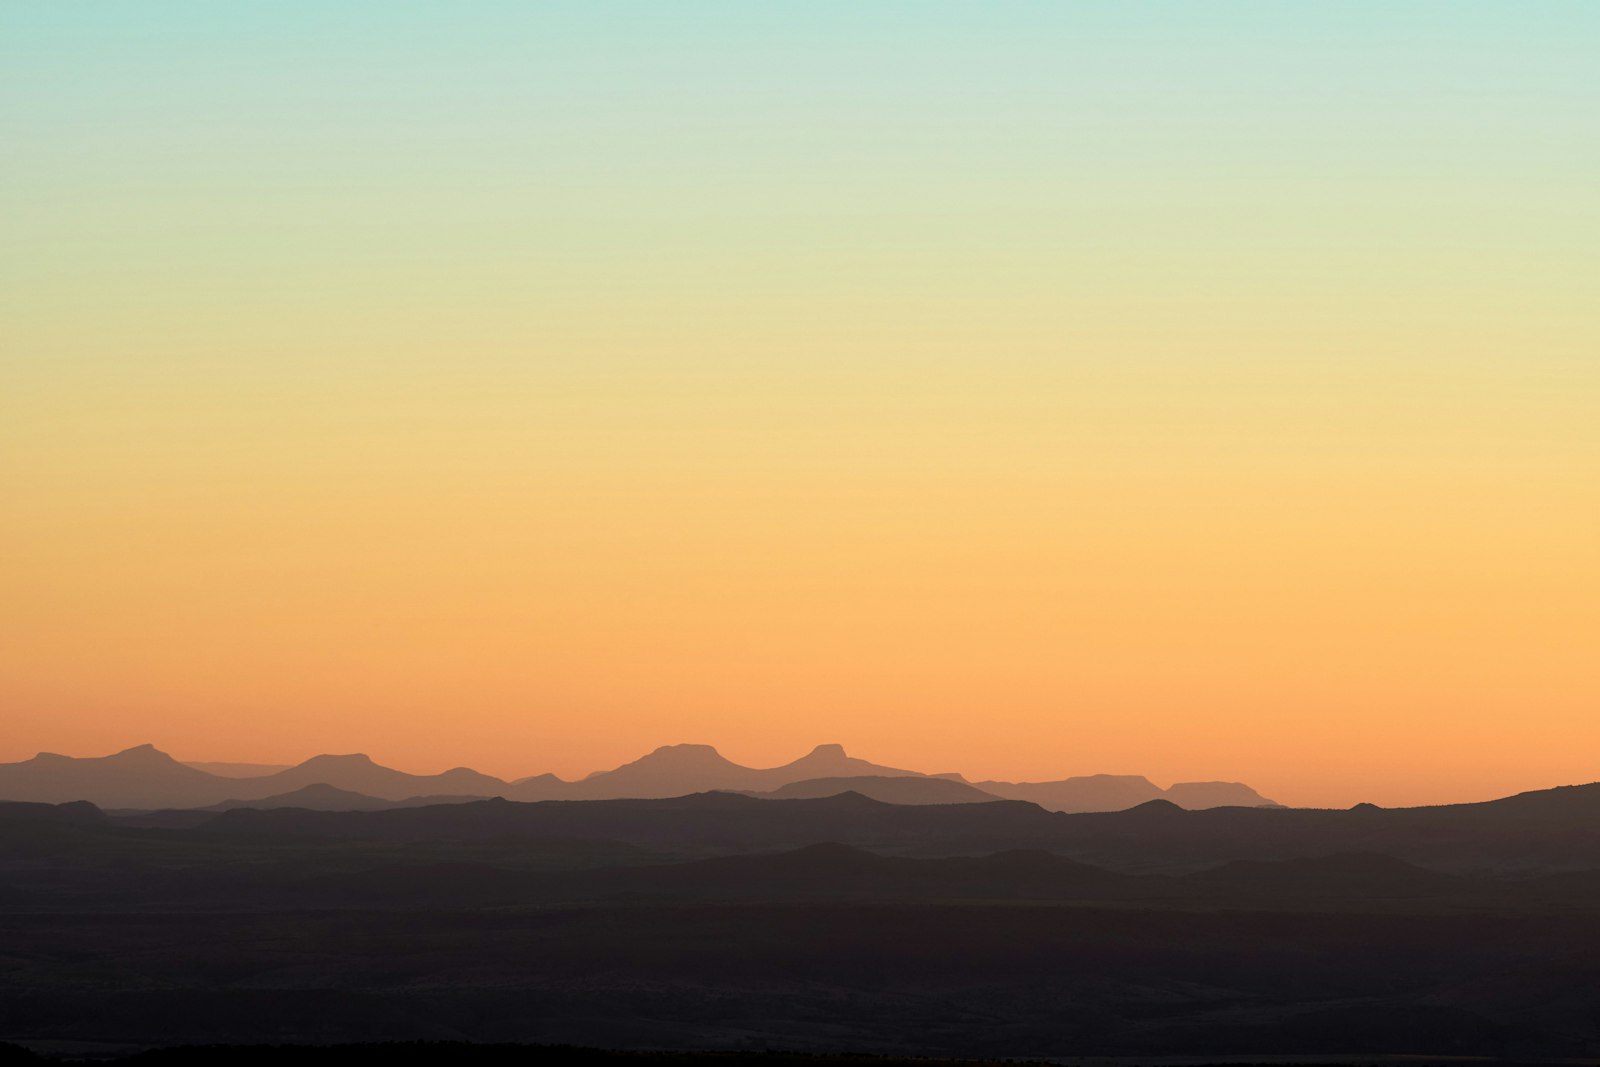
[4,4,1598,812]
[1,736,1594,811]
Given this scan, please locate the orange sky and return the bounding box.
[3,4,1597,808]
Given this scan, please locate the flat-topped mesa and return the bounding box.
[561,742,757,799]
[977,775,1166,813]
[976,774,1279,813]
[296,753,378,768]
[643,743,736,763]
[1163,781,1277,809]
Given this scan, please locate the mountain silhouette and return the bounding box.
[977,774,1276,812]
[1163,780,1280,808]
[133,778,1600,875]
[1467,780,1600,818]
[765,742,927,781]
[183,761,293,778]
[0,799,107,826]
[0,744,218,809]
[975,773,1164,811]
[562,743,760,798]
[755,775,999,804]
[249,754,508,801]
[556,742,929,800]
[0,741,1275,812]
[205,784,402,812]
[0,747,516,809]
[505,772,568,801]
[10,796,1600,1059]
[8,773,1600,1059]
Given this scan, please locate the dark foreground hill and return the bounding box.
[0,1045,1064,1067]
[4,900,1597,1056]
[103,779,1600,875]
[3,784,1600,1057]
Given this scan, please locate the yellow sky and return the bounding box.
[3,4,1597,807]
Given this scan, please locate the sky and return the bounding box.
[2,2,1597,808]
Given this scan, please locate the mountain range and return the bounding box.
[6,775,1600,1055]
[132,780,1600,875]
[0,742,1276,812]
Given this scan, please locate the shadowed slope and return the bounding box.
[184,761,294,778]
[977,775,1277,812]
[205,784,402,812]
[757,776,1000,804]
[976,774,1164,812]
[175,781,1600,874]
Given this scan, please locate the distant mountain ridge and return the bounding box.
[754,775,999,805]
[16,776,1596,877]
[151,779,1600,875]
[0,741,1277,813]
[185,761,293,778]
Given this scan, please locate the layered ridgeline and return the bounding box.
[0,742,1275,812]
[6,781,1600,1055]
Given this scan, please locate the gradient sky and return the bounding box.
[3,2,1597,807]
